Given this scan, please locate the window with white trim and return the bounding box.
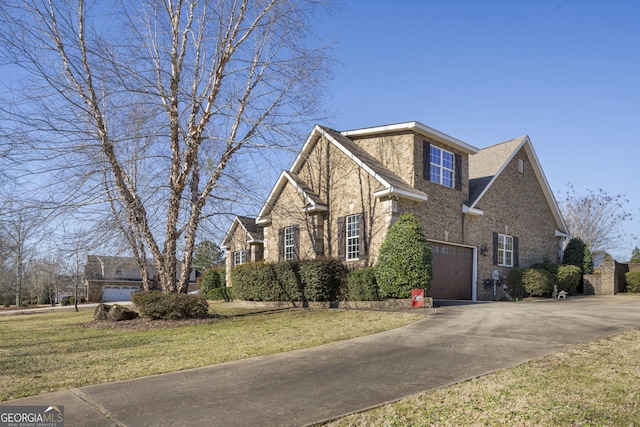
[233,250,248,266]
[346,214,360,261]
[284,226,296,261]
[430,145,455,188]
[497,234,514,267]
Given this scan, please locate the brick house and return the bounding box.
[84,255,198,302]
[222,121,569,301]
[221,215,264,277]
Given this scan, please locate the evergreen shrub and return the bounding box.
[131,291,209,320]
[522,268,555,296]
[347,267,380,301]
[200,268,222,299]
[299,258,347,302]
[625,271,640,293]
[375,213,432,299]
[556,265,581,293]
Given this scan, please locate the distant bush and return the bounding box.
[200,268,222,299]
[2,295,12,307]
[39,293,51,305]
[131,291,209,320]
[347,267,380,301]
[522,268,555,296]
[376,213,432,299]
[556,265,581,293]
[625,271,640,293]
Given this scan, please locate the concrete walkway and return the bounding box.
[3,295,640,426]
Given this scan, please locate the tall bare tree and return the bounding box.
[559,185,633,254]
[0,0,331,293]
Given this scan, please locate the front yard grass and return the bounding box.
[325,327,640,426]
[0,304,425,401]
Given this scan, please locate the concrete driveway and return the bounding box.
[3,295,640,426]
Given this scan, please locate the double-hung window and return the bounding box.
[497,234,514,267]
[430,145,455,188]
[346,214,360,261]
[233,250,248,266]
[284,226,296,261]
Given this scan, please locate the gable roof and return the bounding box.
[221,215,264,248]
[466,136,568,234]
[256,169,328,225]
[257,125,428,224]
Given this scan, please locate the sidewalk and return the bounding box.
[2,295,640,426]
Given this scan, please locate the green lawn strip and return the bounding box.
[0,306,424,401]
[326,328,640,426]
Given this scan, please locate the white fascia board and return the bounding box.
[523,142,569,235]
[316,127,393,190]
[463,204,484,215]
[221,217,241,248]
[283,170,323,211]
[373,187,429,202]
[255,216,270,225]
[303,205,328,213]
[341,121,479,155]
[555,230,570,238]
[290,125,323,173]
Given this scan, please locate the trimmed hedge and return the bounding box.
[556,265,581,293]
[625,271,640,293]
[230,262,276,301]
[131,291,209,320]
[229,258,346,302]
[300,259,347,302]
[208,287,234,302]
[522,268,555,296]
[347,267,380,301]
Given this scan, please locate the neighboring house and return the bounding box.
[221,216,264,284]
[222,121,569,301]
[84,255,198,302]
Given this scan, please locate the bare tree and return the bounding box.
[0,201,45,305]
[0,0,331,293]
[559,185,633,254]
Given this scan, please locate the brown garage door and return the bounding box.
[430,242,473,300]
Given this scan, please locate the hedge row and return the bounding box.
[230,259,349,302]
[507,263,582,297]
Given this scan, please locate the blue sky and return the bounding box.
[312,0,640,259]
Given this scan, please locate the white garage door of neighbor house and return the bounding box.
[102,286,140,302]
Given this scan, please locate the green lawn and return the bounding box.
[0,304,425,401]
[325,327,640,426]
